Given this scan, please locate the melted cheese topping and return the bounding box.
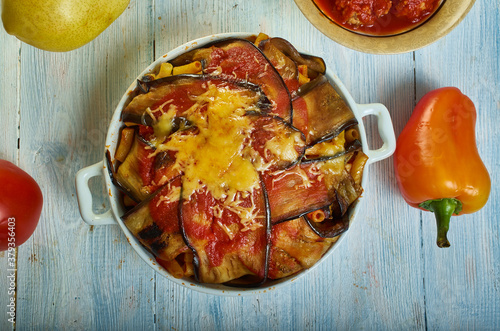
[271,165,314,190]
[305,132,349,189]
[153,83,262,203]
[223,192,263,232]
[305,131,345,157]
[147,82,307,232]
[217,220,237,240]
[153,106,178,142]
[264,129,301,163]
[156,181,181,207]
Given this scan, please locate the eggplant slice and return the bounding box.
[304,166,363,238]
[122,74,272,125]
[268,217,337,280]
[111,133,156,202]
[265,141,363,224]
[168,38,293,122]
[292,75,357,146]
[258,37,326,97]
[121,176,188,261]
[258,39,299,83]
[303,139,362,163]
[111,129,188,202]
[263,162,334,224]
[248,114,306,173]
[179,178,270,285]
[259,38,326,78]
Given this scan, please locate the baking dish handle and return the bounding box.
[356,103,396,164]
[75,161,116,226]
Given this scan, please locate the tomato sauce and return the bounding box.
[206,41,292,120]
[151,86,197,114]
[205,202,241,267]
[136,138,155,185]
[313,0,442,36]
[179,183,268,272]
[149,178,182,233]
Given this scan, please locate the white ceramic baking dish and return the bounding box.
[75,32,396,296]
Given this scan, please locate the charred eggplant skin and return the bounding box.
[138,73,267,95]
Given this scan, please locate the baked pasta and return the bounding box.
[107,33,368,286]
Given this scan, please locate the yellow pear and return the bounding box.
[1,0,129,52]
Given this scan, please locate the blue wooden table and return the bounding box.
[0,0,498,329]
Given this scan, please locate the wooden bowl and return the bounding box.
[294,0,476,54]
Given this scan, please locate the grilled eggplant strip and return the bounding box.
[111,128,188,202]
[259,38,326,78]
[248,114,306,173]
[258,39,299,82]
[179,187,246,284]
[114,134,161,201]
[141,73,267,94]
[206,39,292,121]
[292,74,357,146]
[179,179,270,285]
[122,74,272,125]
[122,75,203,124]
[257,37,326,97]
[264,163,334,224]
[304,203,350,239]
[304,167,363,238]
[225,175,271,287]
[168,38,293,122]
[264,139,362,225]
[268,217,336,279]
[121,176,188,261]
[106,150,139,203]
[268,246,302,280]
[109,134,153,202]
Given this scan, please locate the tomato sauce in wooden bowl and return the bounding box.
[313,0,443,36]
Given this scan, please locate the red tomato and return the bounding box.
[0,160,43,251]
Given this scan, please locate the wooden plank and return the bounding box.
[12,1,157,329]
[415,0,500,329]
[0,16,20,331]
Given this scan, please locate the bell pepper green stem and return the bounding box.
[419,198,462,248]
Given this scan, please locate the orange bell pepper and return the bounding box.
[394,87,491,248]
